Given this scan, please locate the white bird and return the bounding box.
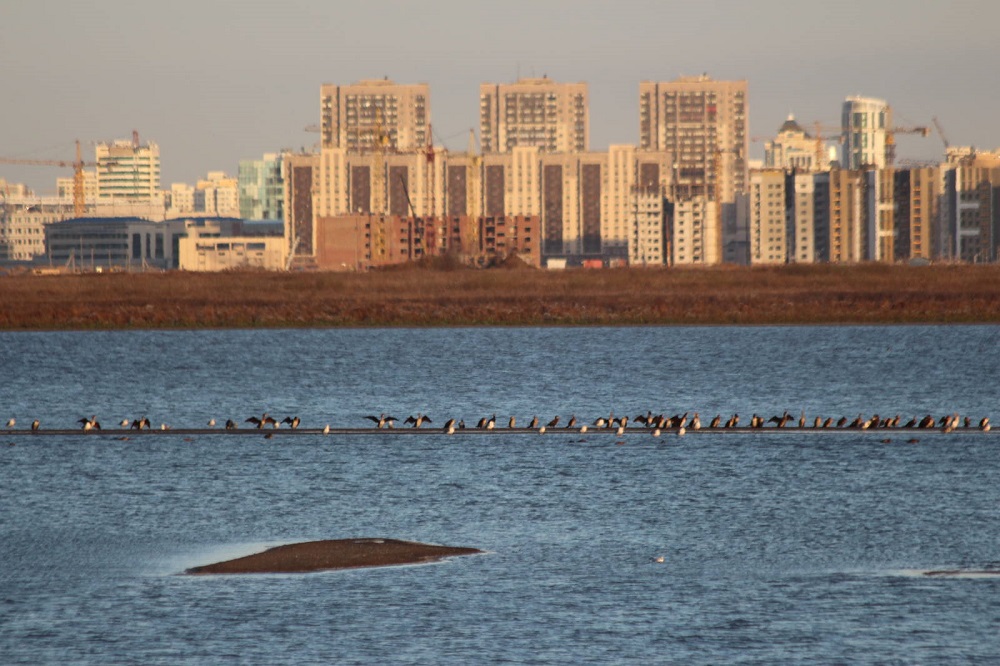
[652,428,661,437]
[31,419,40,431]
[207,418,216,428]
[677,425,686,436]
[6,418,15,428]
[538,426,546,434]
[119,419,130,428]
[579,425,588,433]
[323,424,330,434]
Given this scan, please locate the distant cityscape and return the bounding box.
[1,74,997,272]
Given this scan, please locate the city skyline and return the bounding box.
[2,0,998,193]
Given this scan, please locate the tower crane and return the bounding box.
[932,116,950,151]
[884,106,930,167]
[0,140,95,216]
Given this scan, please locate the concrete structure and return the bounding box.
[479,76,588,154]
[45,216,282,271]
[765,115,823,172]
[194,172,240,218]
[824,168,864,262]
[56,171,98,205]
[667,197,716,265]
[864,168,896,261]
[239,153,285,221]
[313,213,541,270]
[320,79,430,153]
[943,155,1000,262]
[284,152,319,266]
[787,172,819,263]
[0,200,72,261]
[841,96,889,170]
[639,75,748,203]
[893,166,941,262]
[313,139,673,267]
[747,169,787,264]
[95,137,161,201]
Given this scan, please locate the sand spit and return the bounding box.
[185,538,483,575]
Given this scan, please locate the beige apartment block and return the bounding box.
[95,138,161,201]
[947,160,1000,262]
[56,171,98,205]
[893,166,941,261]
[864,168,896,261]
[639,75,748,203]
[669,197,716,265]
[195,172,240,218]
[748,169,787,265]
[789,172,817,263]
[479,77,588,154]
[826,168,864,262]
[320,79,430,153]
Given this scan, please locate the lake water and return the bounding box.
[2,325,1000,664]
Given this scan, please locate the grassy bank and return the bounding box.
[1,263,999,330]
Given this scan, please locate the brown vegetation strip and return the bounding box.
[3,263,1000,329]
[185,538,483,574]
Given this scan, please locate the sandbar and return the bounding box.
[185,538,483,574]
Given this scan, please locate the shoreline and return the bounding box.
[2,264,1000,330]
[184,538,483,574]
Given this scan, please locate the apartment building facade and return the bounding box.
[479,77,588,154]
[320,79,430,153]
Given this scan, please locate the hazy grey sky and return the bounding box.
[2,0,998,193]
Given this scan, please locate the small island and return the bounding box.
[185,538,483,574]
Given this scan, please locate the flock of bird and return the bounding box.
[357,410,993,436]
[2,410,992,436]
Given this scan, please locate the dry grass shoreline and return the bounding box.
[2,263,999,329]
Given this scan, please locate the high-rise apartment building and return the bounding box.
[239,153,285,220]
[893,166,941,261]
[95,137,160,200]
[748,169,787,264]
[841,96,889,170]
[639,75,748,202]
[320,79,430,152]
[479,76,588,154]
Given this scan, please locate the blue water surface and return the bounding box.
[1,325,999,664]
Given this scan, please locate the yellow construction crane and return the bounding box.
[0,140,95,216]
[884,106,930,167]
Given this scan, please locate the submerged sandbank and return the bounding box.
[185,538,483,574]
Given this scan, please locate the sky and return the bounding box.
[2,0,998,194]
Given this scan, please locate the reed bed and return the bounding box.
[1,263,999,329]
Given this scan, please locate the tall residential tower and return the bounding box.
[639,75,748,203]
[479,76,588,154]
[319,79,430,153]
